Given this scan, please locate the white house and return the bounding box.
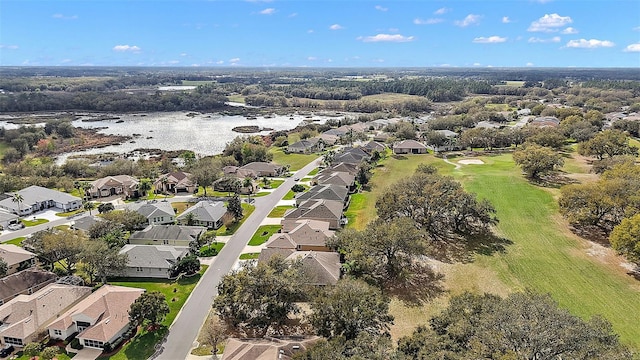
[119,245,190,278]
[0,186,82,216]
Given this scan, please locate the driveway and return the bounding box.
[155,158,322,360]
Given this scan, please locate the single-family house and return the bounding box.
[393,140,428,154]
[0,186,82,216]
[323,162,359,176]
[517,108,532,116]
[88,175,139,199]
[176,201,226,229]
[475,121,503,129]
[283,199,344,230]
[530,116,561,128]
[373,132,391,143]
[428,130,460,152]
[287,251,341,286]
[223,166,257,180]
[222,336,321,360]
[322,128,348,137]
[312,171,356,193]
[0,269,57,306]
[0,210,19,230]
[347,122,369,133]
[266,219,334,252]
[240,162,285,177]
[128,225,206,247]
[295,184,349,208]
[154,172,197,194]
[70,216,103,233]
[317,133,339,146]
[287,138,323,154]
[119,245,190,278]
[47,285,144,349]
[0,245,36,277]
[0,284,91,347]
[332,147,371,165]
[127,201,176,226]
[361,140,386,155]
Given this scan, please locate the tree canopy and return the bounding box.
[129,291,170,329]
[513,143,565,179]
[609,213,640,266]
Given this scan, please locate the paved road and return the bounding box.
[155,158,321,360]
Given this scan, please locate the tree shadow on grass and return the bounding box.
[529,174,579,189]
[385,262,446,306]
[426,233,512,264]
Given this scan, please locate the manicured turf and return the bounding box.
[267,205,294,218]
[21,218,49,227]
[105,266,207,360]
[215,203,255,235]
[248,225,281,246]
[239,253,260,260]
[356,152,640,349]
[262,179,284,189]
[3,237,25,246]
[55,209,85,217]
[307,168,319,176]
[270,148,318,171]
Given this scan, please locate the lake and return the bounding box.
[48,111,330,164]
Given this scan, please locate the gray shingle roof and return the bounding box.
[127,201,175,219]
[295,184,348,204]
[0,185,82,212]
[120,245,189,269]
[129,225,206,242]
[176,201,226,223]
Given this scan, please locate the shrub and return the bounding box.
[199,247,218,257]
[70,338,84,350]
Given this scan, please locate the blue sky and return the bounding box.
[1,0,639,68]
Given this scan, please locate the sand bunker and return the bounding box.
[458,159,485,165]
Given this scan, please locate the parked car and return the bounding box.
[7,223,24,231]
[0,344,14,358]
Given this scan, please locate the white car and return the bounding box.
[7,223,24,231]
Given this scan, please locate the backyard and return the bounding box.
[248,225,281,246]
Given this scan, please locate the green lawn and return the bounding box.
[261,179,284,189]
[307,168,319,176]
[55,209,85,217]
[359,153,640,349]
[198,242,225,256]
[15,348,74,360]
[239,253,260,260]
[104,266,207,360]
[3,237,25,246]
[282,186,309,200]
[270,148,318,171]
[252,191,272,198]
[267,205,294,218]
[227,94,245,103]
[21,218,49,227]
[215,203,255,235]
[248,225,281,246]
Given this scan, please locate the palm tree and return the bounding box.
[243,177,254,202]
[183,212,198,226]
[80,181,92,201]
[138,179,152,198]
[84,201,96,215]
[11,193,24,216]
[161,176,169,200]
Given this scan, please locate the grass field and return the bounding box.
[181,80,215,86]
[239,253,260,260]
[248,225,281,246]
[270,148,318,171]
[21,218,49,227]
[3,237,25,246]
[227,94,245,103]
[268,205,294,218]
[106,266,207,360]
[215,203,255,235]
[353,153,640,349]
[361,93,428,103]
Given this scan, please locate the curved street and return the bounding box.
[156,158,321,360]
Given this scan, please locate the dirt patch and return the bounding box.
[458,159,485,165]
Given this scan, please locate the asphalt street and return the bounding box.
[155,158,321,360]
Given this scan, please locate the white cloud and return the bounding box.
[414,18,443,25]
[434,7,450,15]
[52,13,78,20]
[372,59,385,63]
[168,60,180,64]
[454,14,481,27]
[566,38,615,48]
[259,8,275,15]
[526,62,535,66]
[288,13,298,18]
[229,58,240,63]
[357,34,415,43]
[502,16,512,23]
[112,45,141,52]
[180,53,188,57]
[623,43,640,52]
[634,26,640,31]
[473,62,481,66]
[307,29,314,33]
[0,44,19,50]
[561,27,578,34]
[528,36,561,43]
[329,24,344,30]
[375,5,388,12]
[528,13,572,32]
[473,36,507,43]
[216,60,224,65]
[307,56,317,61]
[61,59,72,63]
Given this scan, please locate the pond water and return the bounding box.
[46,112,330,164]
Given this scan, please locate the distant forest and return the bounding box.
[0,67,639,113]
